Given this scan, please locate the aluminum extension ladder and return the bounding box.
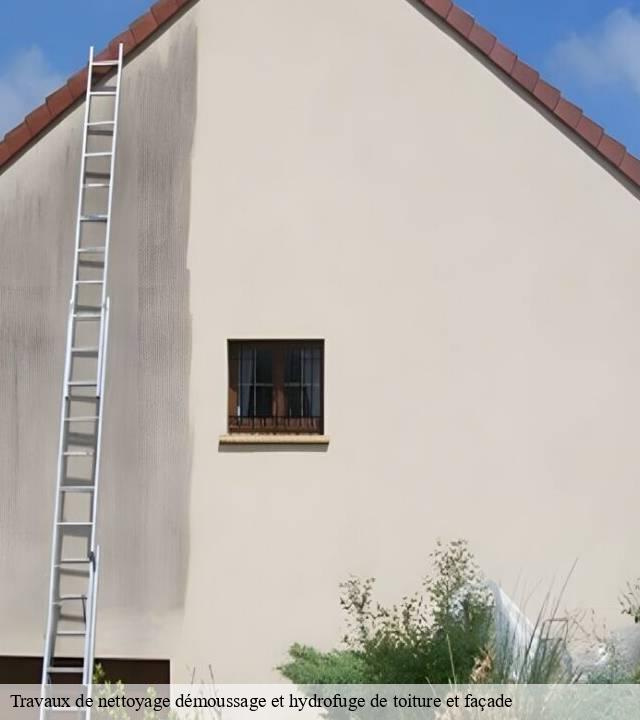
[40,43,123,704]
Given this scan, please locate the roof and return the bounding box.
[1,0,639,189]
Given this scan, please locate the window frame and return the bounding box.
[227,339,324,435]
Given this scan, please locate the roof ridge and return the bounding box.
[1,0,639,189]
[419,0,640,187]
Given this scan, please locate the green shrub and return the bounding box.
[279,539,494,684]
[278,644,369,684]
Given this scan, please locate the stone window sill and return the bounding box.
[218,434,330,446]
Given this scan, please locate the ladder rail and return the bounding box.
[98,43,123,332]
[70,46,95,309]
[40,301,75,689]
[81,557,94,687]
[91,299,110,544]
[84,548,100,699]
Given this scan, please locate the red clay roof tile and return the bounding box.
[151,0,180,25]
[554,98,583,130]
[576,116,604,147]
[4,124,32,155]
[533,79,560,111]
[511,60,539,92]
[620,153,640,185]
[597,134,626,168]
[130,12,160,43]
[421,0,453,19]
[1,0,638,192]
[489,41,517,75]
[46,86,74,120]
[67,68,89,100]
[25,105,52,136]
[446,5,474,37]
[468,24,496,55]
[109,30,136,55]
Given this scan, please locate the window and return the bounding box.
[228,340,324,434]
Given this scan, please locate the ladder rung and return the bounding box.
[84,151,112,158]
[59,485,95,493]
[89,90,117,96]
[77,247,105,254]
[64,416,99,422]
[87,130,115,139]
[67,381,98,388]
[83,182,110,188]
[75,279,104,284]
[58,593,86,600]
[48,667,83,674]
[79,214,107,221]
[73,312,101,319]
[87,120,115,127]
[62,450,94,456]
[56,521,93,527]
[56,558,91,565]
[92,60,119,67]
[71,346,99,353]
[57,630,86,636]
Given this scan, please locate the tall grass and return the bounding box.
[484,570,579,684]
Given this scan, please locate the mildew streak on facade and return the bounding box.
[0,114,80,645]
[101,16,197,614]
[0,13,197,654]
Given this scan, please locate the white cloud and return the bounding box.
[0,47,63,136]
[549,8,640,96]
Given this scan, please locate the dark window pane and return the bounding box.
[238,383,253,416]
[285,349,301,383]
[283,346,322,419]
[302,386,312,417]
[286,387,301,417]
[302,348,314,384]
[312,384,321,416]
[239,347,254,385]
[255,386,273,417]
[255,349,273,383]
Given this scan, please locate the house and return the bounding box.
[1,0,639,683]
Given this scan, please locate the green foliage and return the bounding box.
[280,539,494,685]
[278,644,369,684]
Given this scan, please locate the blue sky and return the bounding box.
[1,1,639,155]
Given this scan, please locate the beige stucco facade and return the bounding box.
[1,0,639,682]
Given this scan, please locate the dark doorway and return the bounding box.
[0,656,170,683]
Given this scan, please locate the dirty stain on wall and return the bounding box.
[102,17,196,615]
[0,13,197,655]
[0,128,79,650]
